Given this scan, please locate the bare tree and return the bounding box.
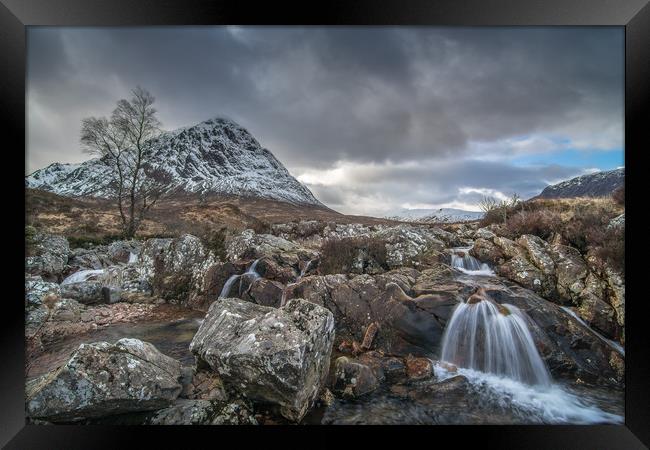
[81,86,163,238]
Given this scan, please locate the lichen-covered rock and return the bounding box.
[144,399,258,425]
[107,240,141,264]
[373,225,445,269]
[516,235,555,276]
[60,281,105,305]
[26,338,182,422]
[139,234,216,304]
[189,298,335,422]
[25,279,60,337]
[25,232,70,281]
[549,243,588,302]
[475,227,496,240]
[242,278,285,308]
[470,238,505,265]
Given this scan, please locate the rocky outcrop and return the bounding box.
[143,399,257,425]
[189,298,335,422]
[285,269,468,358]
[26,338,182,422]
[139,234,216,305]
[25,232,70,281]
[469,233,624,342]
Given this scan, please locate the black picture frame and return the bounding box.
[3,0,648,447]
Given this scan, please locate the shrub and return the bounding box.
[67,234,124,249]
[612,185,624,206]
[320,236,388,275]
[25,225,39,257]
[596,225,625,275]
[504,210,563,240]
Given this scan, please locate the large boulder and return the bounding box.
[26,338,182,422]
[548,243,588,302]
[25,278,59,338]
[189,298,335,422]
[332,356,381,398]
[139,234,216,304]
[107,240,141,264]
[25,232,70,281]
[143,399,257,425]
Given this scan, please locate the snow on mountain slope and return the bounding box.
[26,117,323,207]
[536,168,624,199]
[387,207,484,223]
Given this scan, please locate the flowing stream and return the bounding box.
[435,290,623,424]
[560,306,625,356]
[218,259,261,299]
[451,247,495,276]
[60,269,106,285]
[281,259,315,306]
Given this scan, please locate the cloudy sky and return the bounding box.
[27,27,624,216]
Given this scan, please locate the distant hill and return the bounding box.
[387,207,484,223]
[536,168,624,199]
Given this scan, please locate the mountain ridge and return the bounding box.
[26,117,324,207]
[535,168,624,200]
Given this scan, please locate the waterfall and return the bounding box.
[128,252,138,264]
[560,307,624,356]
[281,259,316,307]
[440,292,551,387]
[218,259,261,299]
[451,247,494,276]
[61,269,106,286]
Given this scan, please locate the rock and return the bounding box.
[144,399,257,425]
[360,322,379,350]
[26,338,182,422]
[516,235,555,276]
[25,279,60,336]
[548,243,588,302]
[140,234,216,305]
[576,297,618,339]
[189,298,335,422]
[65,247,113,273]
[332,356,381,398]
[405,356,433,380]
[373,225,445,269]
[181,370,228,401]
[470,238,505,265]
[242,278,285,308]
[607,213,624,230]
[60,281,105,305]
[25,232,70,281]
[475,227,496,240]
[107,240,141,264]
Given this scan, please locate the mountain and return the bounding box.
[26,117,323,207]
[536,168,624,199]
[387,207,484,223]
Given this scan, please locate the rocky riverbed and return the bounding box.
[24,220,625,425]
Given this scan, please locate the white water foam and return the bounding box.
[434,363,623,424]
[60,269,105,286]
[218,259,261,299]
[451,247,495,276]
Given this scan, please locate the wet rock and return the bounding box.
[26,338,182,422]
[405,356,433,380]
[470,238,505,265]
[189,298,335,422]
[65,247,113,273]
[332,356,381,398]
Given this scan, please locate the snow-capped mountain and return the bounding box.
[26,117,323,207]
[536,168,624,199]
[387,208,484,223]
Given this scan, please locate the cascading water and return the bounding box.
[218,259,261,299]
[440,294,551,386]
[60,269,106,286]
[436,290,623,424]
[281,259,315,306]
[560,307,624,356]
[451,247,494,276]
[128,252,138,264]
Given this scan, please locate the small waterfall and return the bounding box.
[281,259,316,307]
[218,259,261,299]
[440,291,551,387]
[451,247,494,276]
[61,269,106,286]
[128,252,138,264]
[560,307,624,356]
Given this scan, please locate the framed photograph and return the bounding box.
[3,0,648,447]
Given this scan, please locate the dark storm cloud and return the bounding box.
[27,27,623,213]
